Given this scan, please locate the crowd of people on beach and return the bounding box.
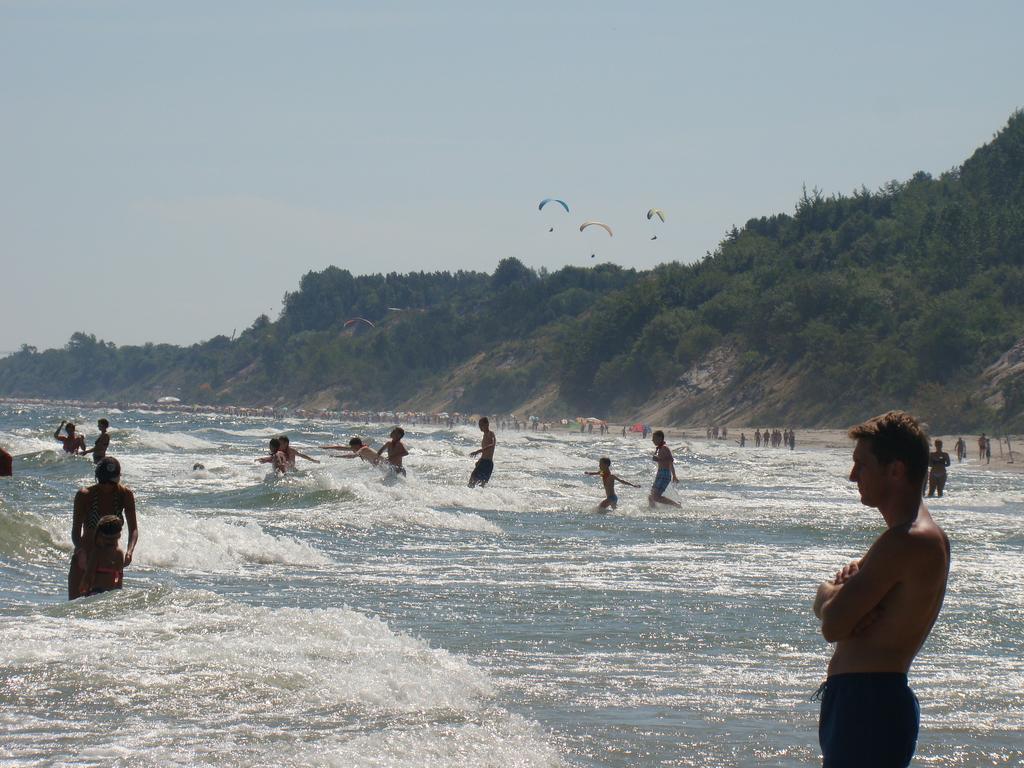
[1,405,1008,766]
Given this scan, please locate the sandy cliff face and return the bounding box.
[980,335,1024,412]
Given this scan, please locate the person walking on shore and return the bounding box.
[813,411,950,767]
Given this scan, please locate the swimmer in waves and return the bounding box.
[54,420,86,455]
[323,437,380,466]
[376,427,409,478]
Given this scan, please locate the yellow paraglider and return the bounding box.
[579,221,613,237]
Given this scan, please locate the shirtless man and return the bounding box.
[468,417,496,487]
[377,427,409,477]
[82,418,111,463]
[54,420,86,454]
[277,435,320,470]
[813,411,950,767]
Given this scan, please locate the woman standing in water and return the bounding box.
[68,457,138,599]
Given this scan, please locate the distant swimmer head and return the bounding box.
[193,463,206,471]
[391,427,405,439]
[279,435,290,446]
[478,417,489,429]
[65,422,76,433]
[349,437,364,449]
[934,439,943,449]
[96,514,123,538]
[599,457,611,469]
[269,438,281,451]
[95,457,121,484]
[97,418,109,430]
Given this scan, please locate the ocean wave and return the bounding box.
[122,429,219,452]
[132,507,333,571]
[2,590,495,718]
[0,502,62,559]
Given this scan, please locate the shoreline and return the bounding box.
[4,396,1020,475]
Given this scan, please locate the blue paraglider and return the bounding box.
[538,198,570,213]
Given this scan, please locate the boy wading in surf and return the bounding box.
[255,437,288,473]
[323,437,380,466]
[648,430,680,507]
[813,411,950,768]
[585,457,637,511]
[468,417,496,487]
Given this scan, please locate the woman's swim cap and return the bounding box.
[95,457,121,483]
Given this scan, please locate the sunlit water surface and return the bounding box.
[1,404,1021,766]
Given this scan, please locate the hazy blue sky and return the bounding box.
[2,1,1021,352]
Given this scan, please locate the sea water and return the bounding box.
[0,403,1021,767]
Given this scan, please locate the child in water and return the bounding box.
[255,437,288,473]
[323,437,380,466]
[649,430,681,508]
[585,457,638,511]
[80,515,125,597]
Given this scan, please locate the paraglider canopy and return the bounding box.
[646,208,666,222]
[579,221,613,237]
[344,317,375,329]
[538,198,570,213]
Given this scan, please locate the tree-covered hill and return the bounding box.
[3,111,1024,432]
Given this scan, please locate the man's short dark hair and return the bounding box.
[98,418,109,429]
[652,429,665,441]
[848,410,929,487]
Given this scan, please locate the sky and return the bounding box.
[2,1,1022,352]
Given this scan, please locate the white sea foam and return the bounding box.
[137,507,332,571]
[278,715,566,768]
[0,591,520,763]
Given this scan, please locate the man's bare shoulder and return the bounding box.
[878,514,949,568]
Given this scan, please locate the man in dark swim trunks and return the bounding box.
[468,417,496,488]
[813,411,950,767]
[54,420,86,454]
